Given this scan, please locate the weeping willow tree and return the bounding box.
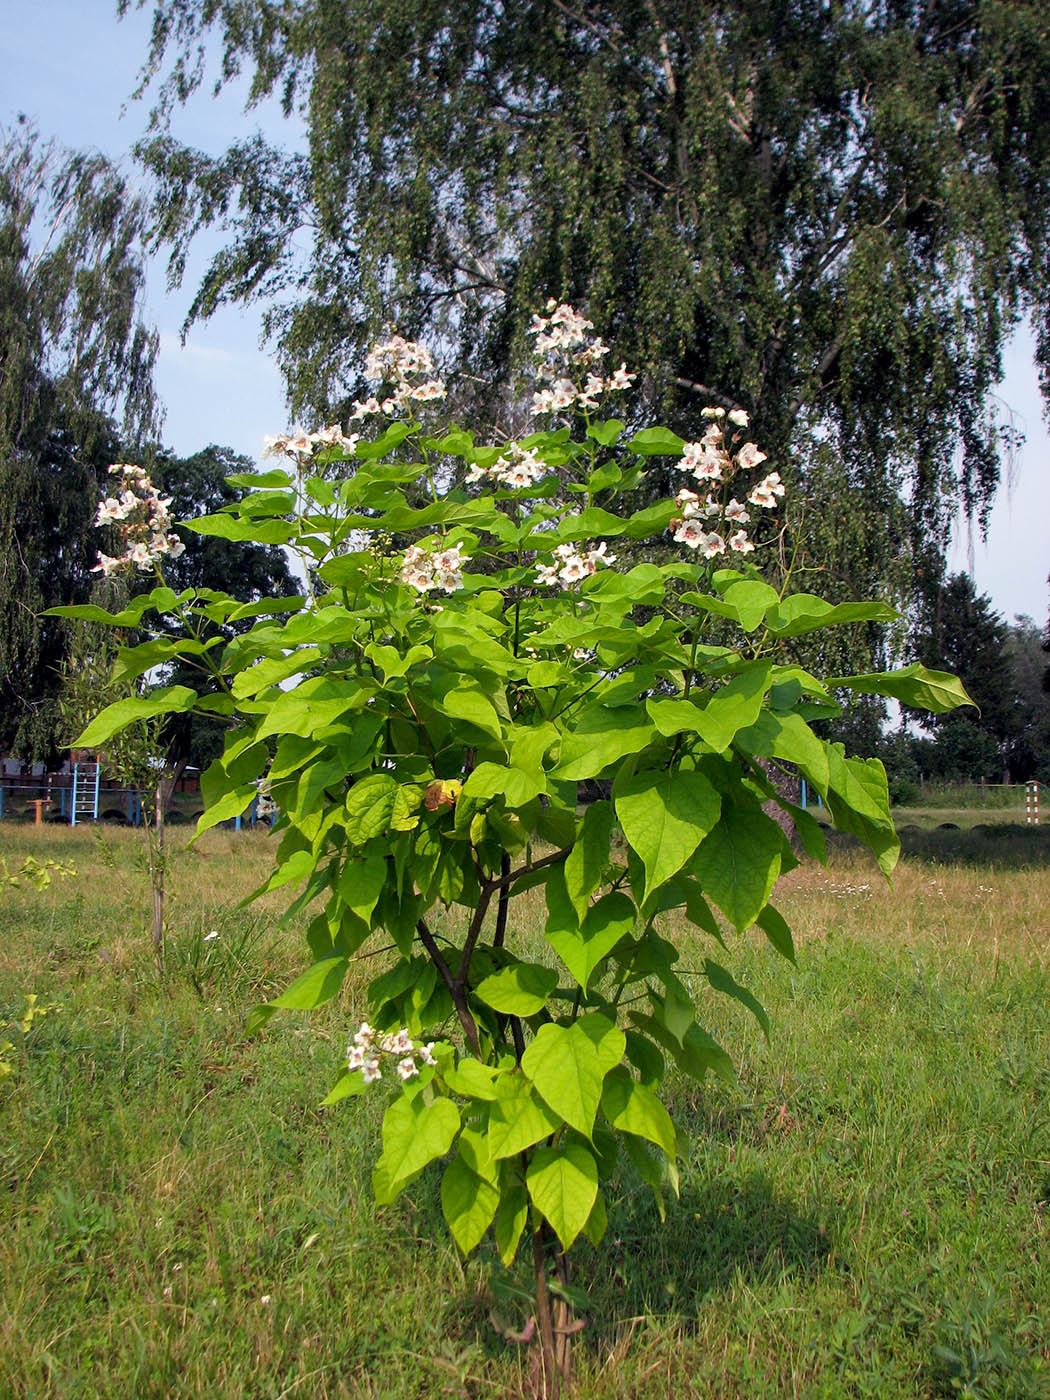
[126,0,1050,657]
[0,124,159,759]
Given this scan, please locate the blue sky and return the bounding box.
[3,0,1046,625]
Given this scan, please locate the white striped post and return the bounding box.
[1026,781,1039,825]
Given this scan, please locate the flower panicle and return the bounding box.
[528,301,635,416]
[92,464,186,576]
[349,334,446,420]
[535,539,616,588]
[670,415,782,556]
[400,542,469,594]
[347,1023,439,1084]
[263,424,360,460]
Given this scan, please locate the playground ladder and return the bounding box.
[70,762,101,826]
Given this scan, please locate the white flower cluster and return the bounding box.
[262,424,359,459]
[528,301,636,415]
[465,442,548,490]
[535,540,616,587]
[92,464,187,577]
[349,335,446,420]
[670,408,784,557]
[400,542,469,593]
[347,1022,438,1084]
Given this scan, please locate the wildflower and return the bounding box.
[308,424,359,453]
[397,1057,419,1081]
[420,1043,437,1067]
[728,408,750,428]
[701,406,726,420]
[353,1022,376,1049]
[725,498,750,523]
[736,442,768,471]
[682,442,725,482]
[747,471,785,508]
[361,1057,382,1084]
[348,396,382,421]
[672,518,706,550]
[608,362,636,391]
[400,542,468,594]
[91,552,123,577]
[728,529,755,553]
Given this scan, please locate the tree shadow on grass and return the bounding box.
[896,822,1050,869]
[574,1168,834,1345]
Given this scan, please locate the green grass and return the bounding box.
[1,825,1048,1398]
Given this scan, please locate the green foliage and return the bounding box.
[0,126,159,760]
[63,322,973,1378]
[126,0,1050,646]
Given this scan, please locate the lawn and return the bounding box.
[1,822,1048,1398]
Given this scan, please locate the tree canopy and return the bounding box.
[128,0,1050,621]
[0,125,159,759]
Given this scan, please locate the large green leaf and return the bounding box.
[601,1066,676,1158]
[827,662,976,715]
[433,683,504,741]
[336,851,388,925]
[244,954,349,1035]
[647,663,770,753]
[720,579,780,631]
[186,514,294,544]
[193,783,259,839]
[461,762,544,807]
[526,1144,599,1251]
[344,774,418,843]
[373,1094,461,1204]
[441,1151,499,1255]
[764,594,897,638]
[73,685,198,747]
[474,962,559,1016]
[521,1014,626,1138]
[614,768,720,905]
[552,707,657,780]
[625,426,685,456]
[823,747,899,875]
[487,1079,561,1159]
[691,804,782,931]
[563,800,615,921]
[544,871,635,989]
[734,710,831,792]
[232,647,322,698]
[494,1163,529,1265]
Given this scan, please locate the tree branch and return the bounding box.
[418,918,482,1056]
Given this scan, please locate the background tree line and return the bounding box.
[5,0,1050,786]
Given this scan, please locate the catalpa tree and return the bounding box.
[57,307,972,1393]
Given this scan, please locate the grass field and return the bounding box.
[1,821,1048,1398]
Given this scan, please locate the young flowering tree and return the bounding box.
[54,306,972,1394]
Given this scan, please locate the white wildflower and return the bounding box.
[361,1057,382,1084]
[736,442,769,471]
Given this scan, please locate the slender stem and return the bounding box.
[532,1225,559,1399]
[417,919,482,1057]
[455,881,496,987]
[493,852,511,949]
